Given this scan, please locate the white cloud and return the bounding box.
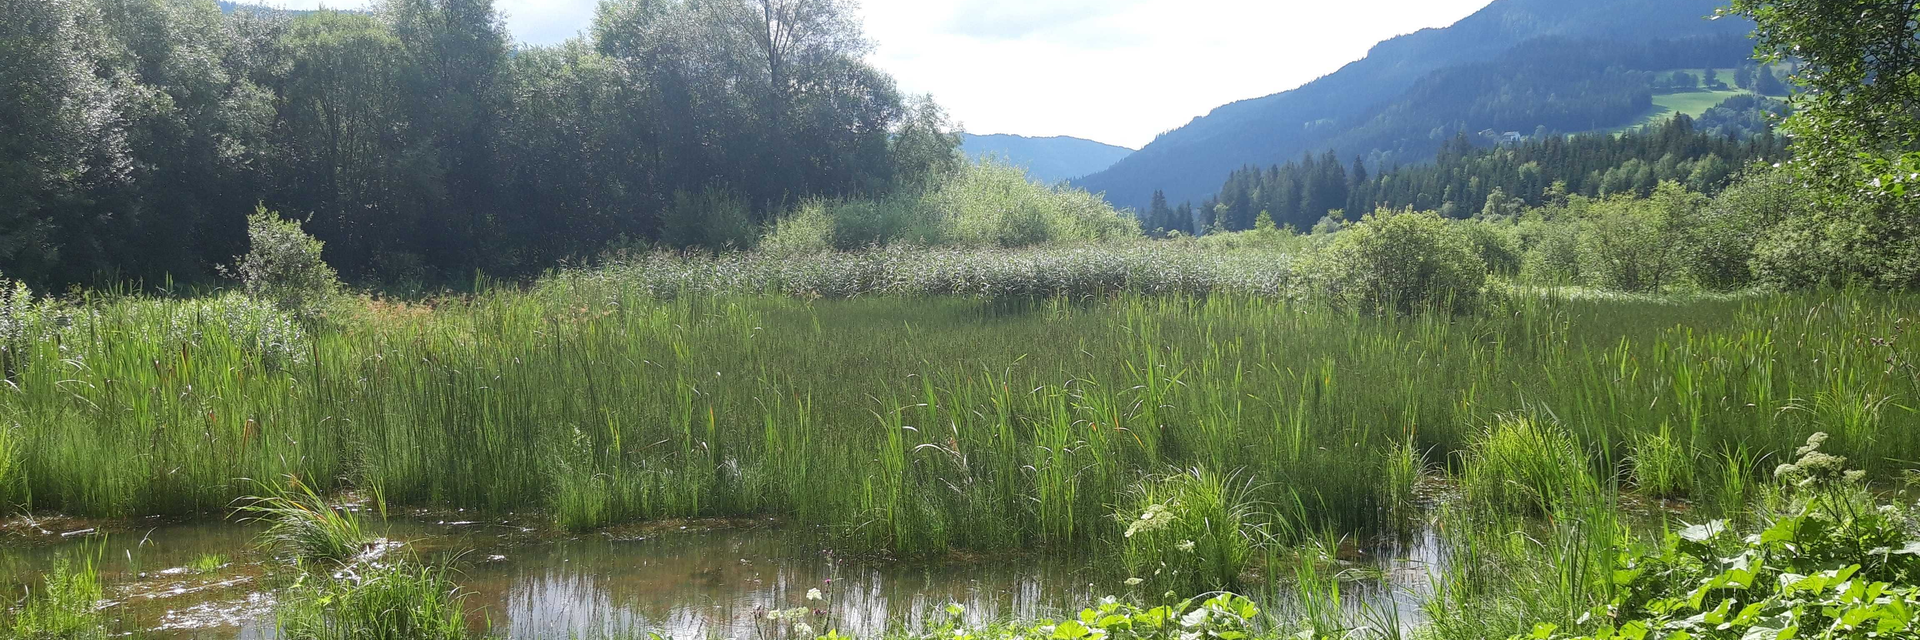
[245,0,1498,148]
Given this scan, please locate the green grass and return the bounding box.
[13,284,1920,551]
[1605,89,1755,134]
[237,477,374,565]
[6,259,1920,570]
[276,558,481,640]
[1116,468,1264,596]
[8,254,1920,639]
[3,543,107,639]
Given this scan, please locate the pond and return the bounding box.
[0,515,1440,638]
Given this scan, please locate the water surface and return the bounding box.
[0,516,1436,638]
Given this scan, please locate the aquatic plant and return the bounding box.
[1627,424,1694,498]
[2,543,106,640]
[236,477,374,565]
[1520,446,1920,640]
[276,559,479,640]
[189,553,228,573]
[0,422,21,511]
[1117,468,1264,595]
[1461,415,1597,517]
[900,593,1266,640]
[6,272,1920,572]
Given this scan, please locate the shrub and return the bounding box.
[0,278,35,378]
[1575,184,1702,293]
[826,195,943,250]
[760,200,840,254]
[1462,415,1595,516]
[1116,468,1262,596]
[935,161,1140,248]
[1518,214,1583,285]
[659,187,757,252]
[1460,220,1523,277]
[1749,161,1920,290]
[1312,208,1488,314]
[1690,165,1808,290]
[762,161,1142,252]
[225,208,342,319]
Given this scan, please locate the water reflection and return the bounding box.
[0,518,1435,639]
[462,527,1102,639]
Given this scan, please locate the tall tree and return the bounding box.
[0,0,131,285]
[1726,0,1920,187]
[378,0,510,275]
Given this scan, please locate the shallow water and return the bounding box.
[0,516,1438,639]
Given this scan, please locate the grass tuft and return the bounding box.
[237,477,373,565]
[3,542,107,639]
[1117,468,1264,596]
[1461,415,1597,517]
[276,559,480,640]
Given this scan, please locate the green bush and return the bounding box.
[759,201,838,254]
[1690,165,1808,291]
[1116,468,1262,596]
[1461,220,1524,277]
[935,161,1140,248]
[1575,183,1702,293]
[1311,208,1488,314]
[1749,160,1920,290]
[759,160,1140,251]
[1517,212,1583,285]
[660,187,757,252]
[224,208,342,319]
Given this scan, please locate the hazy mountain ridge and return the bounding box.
[1075,0,1755,210]
[961,133,1135,184]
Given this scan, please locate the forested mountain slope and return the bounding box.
[1075,0,1755,211]
[960,134,1134,184]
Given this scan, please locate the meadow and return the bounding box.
[14,258,1909,535]
[6,242,1920,637]
[6,177,1920,639]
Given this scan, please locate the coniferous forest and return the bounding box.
[1161,111,1790,235]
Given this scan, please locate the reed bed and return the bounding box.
[2,270,1918,564]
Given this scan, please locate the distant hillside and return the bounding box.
[216,1,323,16]
[961,134,1134,184]
[1074,0,1756,211]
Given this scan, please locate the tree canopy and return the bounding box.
[0,0,961,290]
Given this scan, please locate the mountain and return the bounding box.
[961,133,1135,184]
[1074,0,1756,211]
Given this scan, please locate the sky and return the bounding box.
[259,0,1498,149]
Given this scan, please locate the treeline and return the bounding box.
[1155,112,1788,235]
[0,0,957,290]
